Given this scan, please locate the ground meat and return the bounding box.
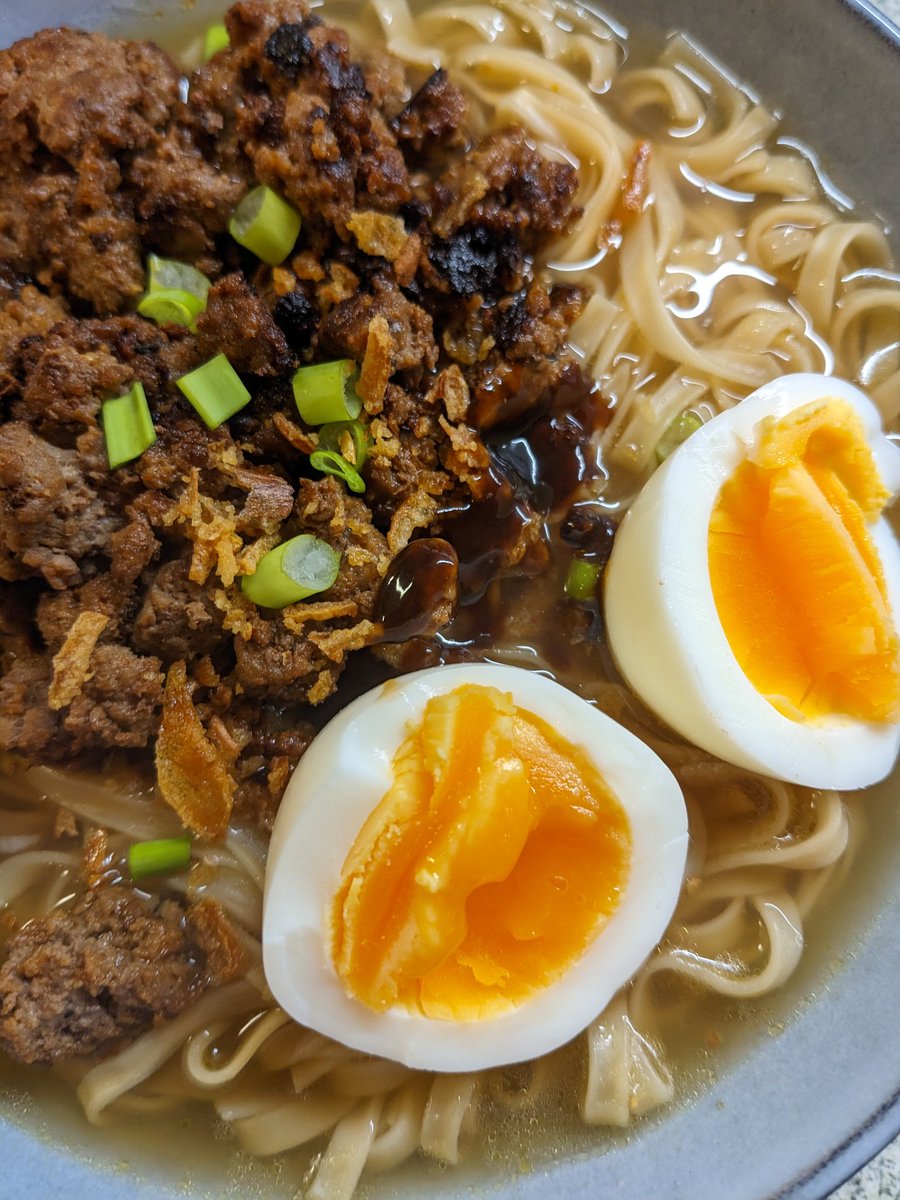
[233,478,387,701]
[0,29,180,313]
[110,514,160,584]
[211,2,412,234]
[0,3,585,816]
[365,384,449,512]
[317,278,438,372]
[0,282,67,395]
[195,273,291,377]
[362,51,409,118]
[130,127,249,266]
[61,644,163,751]
[36,574,129,652]
[232,614,334,699]
[132,560,222,662]
[490,281,584,359]
[0,653,61,760]
[392,69,469,154]
[429,223,523,299]
[0,423,122,589]
[0,886,223,1065]
[14,315,178,431]
[0,29,176,164]
[431,126,579,242]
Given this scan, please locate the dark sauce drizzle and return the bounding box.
[371,361,619,683]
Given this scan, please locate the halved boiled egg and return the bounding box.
[605,373,900,790]
[263,663,687,1071]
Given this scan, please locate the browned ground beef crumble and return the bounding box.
[0,886,242,1063]
[0,0,599,1062]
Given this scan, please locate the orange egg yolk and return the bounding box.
[329,684,632,1021]
[708,398,900,723]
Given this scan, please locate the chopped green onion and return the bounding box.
[564,558,602,602]
[101,382,157,469]
[656,409,704,464]
[146,254,211,303]
[229,185,302,266]
[203,23,230,60]
[139,257,211,329]
[128,835,192,880]
[176,353,251,428]
[293,360,362,426]
[137,288,205,328]
[318,419,370,469]
[310,449,366,494]
[241,534,341,609]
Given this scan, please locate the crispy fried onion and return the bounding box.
[358,315,394,414]
[164,460,292,588]
[387,489,439,555]
[346,211,411,263]
[428,364,471,423]
[188,898,245,983]
[156,661,235,840]
[309,619,378,663]
[599,138,652,253]
[48,611,109,710]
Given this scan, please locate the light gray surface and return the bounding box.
[0,1,898,1199]
[831,5,900,1195]
[830,51,900,1200]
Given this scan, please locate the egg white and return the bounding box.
[604,373,900,790]
[263,662,688,1072]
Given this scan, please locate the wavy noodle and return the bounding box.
[583,992,674,1127]
[0,0,896,1195]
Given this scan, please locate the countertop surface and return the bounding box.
[831,3,899,1191]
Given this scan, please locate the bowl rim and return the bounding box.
[785,9,900,1195]
[842,0,900,41]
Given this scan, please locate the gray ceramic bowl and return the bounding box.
[1,1,898,1198]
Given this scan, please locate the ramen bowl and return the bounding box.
[0,1,898,1198]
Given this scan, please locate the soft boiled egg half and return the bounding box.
[605,373,900,790]
[263,663,688,1072]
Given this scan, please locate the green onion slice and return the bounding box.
[241,534,341,609]
[229,185,302,266]
[146,254,211,304]
[564,558,602,602]
[317,419,370,468]
[310,449,366,494]
[128,835,192,880]
[203,23,230,60]
[137,288,205,329]
[176,353,251,429]
[293,360,362,426]
[101,382,157,469]
[655,409,704,464]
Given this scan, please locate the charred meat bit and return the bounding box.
[430,225,520,299]
[264,22,315,80]
[560,506,618,566]
[273,288,319,351]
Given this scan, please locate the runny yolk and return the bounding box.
[708,398,900,723]
[329,684,632,1020]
